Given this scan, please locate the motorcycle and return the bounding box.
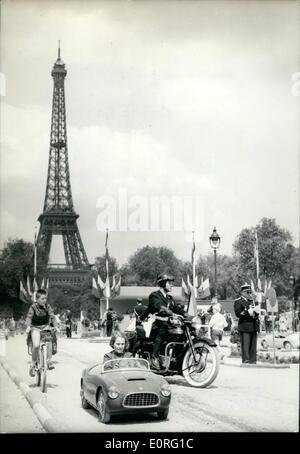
[127,314,220,388]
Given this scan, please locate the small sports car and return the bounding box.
[80,358,171,423]
[260,333,300,350]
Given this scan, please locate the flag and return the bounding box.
[104,230,111,298]
[186,274,197,316]
[104,275,111,298]
[197,278,211,299]
[187,278,197,317]
[46,278,49,290]
[19,281,30,304]
[97,274,106,290]
[257,277,262,291]
[111,274,116,292]
[92,277,100,298]
[194,275,199,289]
[40,278,45,289]
[112,275,121,297]
[26,276,33,296]
[33,277,38,292]
[181,278,190,299]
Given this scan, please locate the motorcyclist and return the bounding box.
[142,273,186,370]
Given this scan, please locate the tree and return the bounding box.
[120,246,183,286]
[194,254,240,300]
[233,218,296,295]
[94,255,119,284]
[48,273,102,321]
[0,239,33,298]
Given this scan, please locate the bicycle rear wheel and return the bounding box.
[40,344,47,393]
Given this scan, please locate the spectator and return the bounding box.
[103,308,114,337]
[224,313,233,335]
[265,314,271,334]
[279,313,288,334]
[259,312,266,333]
[208,303,228,359]
[275,314,280,333]
[8,317,16,337]
[65,311,72,338]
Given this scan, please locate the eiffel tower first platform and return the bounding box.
[37,45,90,286]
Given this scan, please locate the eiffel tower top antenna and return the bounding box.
[58,40,60,59]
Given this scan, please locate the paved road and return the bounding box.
[1,335,299,433]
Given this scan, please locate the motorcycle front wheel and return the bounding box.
[182,342,220,388]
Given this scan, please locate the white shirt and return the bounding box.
[208,313,228,331]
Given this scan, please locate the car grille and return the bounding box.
[123,392,159,408]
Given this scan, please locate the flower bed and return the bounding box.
[257,350,299,364]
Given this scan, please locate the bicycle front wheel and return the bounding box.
[40,344,47,393]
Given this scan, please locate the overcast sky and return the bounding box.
[1,0,299,266]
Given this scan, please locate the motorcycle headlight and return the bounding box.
[161,384,171,397]
[107,386,120,399]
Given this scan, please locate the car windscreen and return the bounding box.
[103,358,150,372]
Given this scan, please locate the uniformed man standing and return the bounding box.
[142,274,186,370]
[234,283,260,364]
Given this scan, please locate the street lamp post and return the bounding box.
[209,227,221,298]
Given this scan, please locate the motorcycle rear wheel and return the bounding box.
[182,342,220,388]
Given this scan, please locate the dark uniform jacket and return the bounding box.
[133,304,148,325]
[142,290,186,320]
[234,296,259,333]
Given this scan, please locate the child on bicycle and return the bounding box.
[25,288,59,377]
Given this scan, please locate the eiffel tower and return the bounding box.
[37,45,90,286]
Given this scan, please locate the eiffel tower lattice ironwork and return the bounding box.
[37,45,89,272]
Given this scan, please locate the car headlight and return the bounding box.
[107,386,120,399]
[161,384,171,397]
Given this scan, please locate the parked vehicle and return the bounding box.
[128,314,220,388]
[80,358,171,424]
[260,332,300,350]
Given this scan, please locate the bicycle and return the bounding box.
[28,327,55,393]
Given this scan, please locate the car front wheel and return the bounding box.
[97,389,111,424]
[157,408,169,420]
